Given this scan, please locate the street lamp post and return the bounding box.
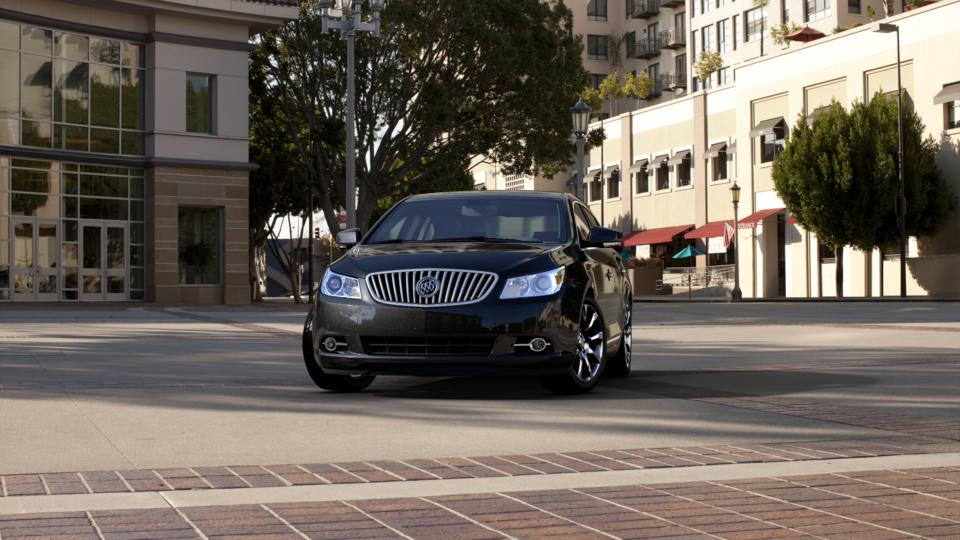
[874,22,907,298]
[730,181,742,301]
[318,0,386,230]
[570,98,591,202]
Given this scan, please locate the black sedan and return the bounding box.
[303,191,633,394]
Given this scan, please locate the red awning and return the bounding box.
[738,208,785,229]
[685,220,734,239]
[624,224,694,247]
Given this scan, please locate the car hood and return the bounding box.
[334,242,571,277]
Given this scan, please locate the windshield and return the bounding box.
[366,197,570,245]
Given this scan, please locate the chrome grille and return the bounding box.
[366,269,498,307]
[361,336,496,356]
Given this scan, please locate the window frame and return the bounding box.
[745,7,767,43]
[674,150,693,189]
[588,171,603,203]
[805,0,832,21]
[606,168,621,200]
[587,35,609,61]
[185,72,216,135]
[654,156,670,192]
[946,100,960,130]
[760,124,786,164]
[635,165,650,195]
[587,0,608,21]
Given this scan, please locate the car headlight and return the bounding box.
[500,267,565,299]
[320,269,362,299]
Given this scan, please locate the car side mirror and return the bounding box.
[585,227,623,250]
[336,228,361,249]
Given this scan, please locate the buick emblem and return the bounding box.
[415,276,440,298]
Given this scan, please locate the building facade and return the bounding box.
[0,0,297,304]
[585,0,960,298]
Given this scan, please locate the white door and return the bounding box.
[11,219,59,302]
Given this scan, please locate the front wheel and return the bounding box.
[302,311,375,392]
[540,298,606,394]
[605,297,632,378]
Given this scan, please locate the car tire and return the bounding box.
[302,311,375,392]
[540,298,606,394]
[605,296,632,378]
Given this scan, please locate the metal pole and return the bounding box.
[575,137,585,202]
[895,27,906,298]
[344,7,358,230]
[308,187,314,303]
[732,203,742,301]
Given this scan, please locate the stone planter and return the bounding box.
[630,267,663,296]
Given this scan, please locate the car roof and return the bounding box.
[405,191,572,202]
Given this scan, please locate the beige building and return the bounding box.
[0,0,297,304]
[585,0,960,298]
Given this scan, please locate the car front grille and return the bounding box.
[361,336,496,356]
[365,269,498,307]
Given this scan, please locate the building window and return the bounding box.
[635,166,649,194]
[805,0,831,21]
[589,173,602,202]
[186,73,214,134]
[590,73,606,89]
[675,153,692,188]
[783,0,792,21]
[745,7,767,42]
[717,67,730,86]
[712,148,728,181]
[761,124,786,163]
[625,32,637,59]
[691,29,699,61]
[717,19,728,54]
[655,158,670,190]
[178,207,222,285]
[587,35,608,61]
[607,169,620,199]
[848,0,860,12]
[0,19,145,155]
[701,0,711,14]
[702,25,714,53]
[588,0,608,21]
[948,100,960,129]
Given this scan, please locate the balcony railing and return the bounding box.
[659,0,685,7]
[659,27,686,49]
[661,72,687,90]
[633,38,661,59]
[628,0,660,19]
[646,78,663,98]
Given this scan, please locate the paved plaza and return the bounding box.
[1,301,959,538]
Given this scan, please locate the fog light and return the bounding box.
[323,337,339,352]
[529,337,548,352]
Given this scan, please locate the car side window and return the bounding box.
[582,205,601,230]
[572,205,591,243]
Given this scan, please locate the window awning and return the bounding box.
[604,165,620,177]
[629,159,649,172]
[667,149,690,165]
[704,142,727,159]
[750,117,785,137]
[738,208,784,229]
[624,224,694,247]
[933,82,960,105]
[650,155,668,167]
[685,220,734,239]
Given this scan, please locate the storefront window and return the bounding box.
[179,207,222,285]
[0,19,145,155]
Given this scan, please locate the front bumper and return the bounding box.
[311,292,580,376]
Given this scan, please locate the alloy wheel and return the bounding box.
[622,303,632,370]
[575,303,604,383]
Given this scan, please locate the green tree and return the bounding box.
[772,95,953,297]
[624,70,653,103]
[598,71,628,116]
[693,51,723,89]
[250,0,587,236]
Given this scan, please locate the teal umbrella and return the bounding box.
[671,245,705,259]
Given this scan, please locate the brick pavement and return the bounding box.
[4,466,960,539]
[2,436,956,499]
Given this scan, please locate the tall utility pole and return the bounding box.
[318,0,386,230]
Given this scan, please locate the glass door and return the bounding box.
[11,219,59,302]
[80,223,103,301]
[80,221,127,301]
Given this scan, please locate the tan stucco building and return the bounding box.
[0,0,297,304]
[584,0,960,298]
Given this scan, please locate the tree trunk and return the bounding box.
[834,245,844,298]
